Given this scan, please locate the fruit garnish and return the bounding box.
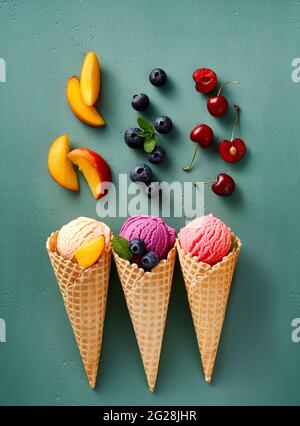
[212,173,236,196]
[129,239,146,256]
[48,134,79,191]
[137,117,157,153]
[193,68,218,94]
[141,251,159,270]
[149,68,167,87]
[111,235,132,260]
[131,93,150,111]
[80,51,101,106]
[148,146,166,164]
[154,116,173,134]
[130,163,153,184]
[75,236,105,268]
[194,173,236,196]
[124,128,144,149]
[207,80,239,117]
[143,138,156,154]
[137,116,154,133]
[125,116,172,155]
[66,76,105,127]
[190,124,214,147]
[182,124,214,172]
[68,148,111,199]
[219,105,246,163]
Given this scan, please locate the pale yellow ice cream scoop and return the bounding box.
[56,216,111,261]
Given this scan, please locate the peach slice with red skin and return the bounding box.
[75,235,105,268]
[67,148,111,199]
[66,76,105,127]
[80,52,101,106]
[48,134,79,191]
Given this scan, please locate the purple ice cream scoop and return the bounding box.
[120,215,176,260]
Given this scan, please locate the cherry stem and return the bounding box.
[182,144,199,172]
[194,181,215,187]
[231,104,240,141]
[217,80,239,96]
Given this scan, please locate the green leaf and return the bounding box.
[141,130,155,140]
[137,116,154,132]
[144,137,156,153]
[111,235,132,260]
[139,130,149,138]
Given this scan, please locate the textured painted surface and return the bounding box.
[0,0,300,405]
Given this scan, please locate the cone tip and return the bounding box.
[89,380,96,389]
[205,376,211,384]
[149,385,155,392]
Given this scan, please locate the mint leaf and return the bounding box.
[112,235,132,260]
[144,137,156,153]
[139,130,149,138]
[140,130,155,140]
[137,116,154,132]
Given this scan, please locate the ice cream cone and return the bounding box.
[46,231,111,388]
[113,247,176,392]
[176,235,241,383]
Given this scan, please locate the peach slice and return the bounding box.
[48,134,79,191]
[80,52,101,106]
[75,236,105,268]
[66,76,105,127]
[67,148,111,199]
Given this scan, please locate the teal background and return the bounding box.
[1,0,300,406]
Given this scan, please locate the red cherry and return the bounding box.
[219,138,246,162]
[182,124,214,171]
[212,173,235,196]
[207,95,228,117]
[219,105,246,162]
[190,124,214,148]
[193,68,218,94]
[207,80,239,118]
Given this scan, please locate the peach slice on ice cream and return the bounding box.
[66,76,105,127]
[75,235,105,268]
[68,148,111,199]
[80,52,101,106]
[48,134,79,191]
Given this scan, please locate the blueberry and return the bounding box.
[154,116,173,134]
[130,163,153,184]
[131,93,150,111]
[129,238,146,256]
[142,251,159,270]
[124,128,144,149]
[148,146,166,164]
[146,182,161,199]
[149,68,167,87]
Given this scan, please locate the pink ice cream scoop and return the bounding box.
[179,214,232,265]
[120,215,176,260]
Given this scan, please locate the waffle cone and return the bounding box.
[176,235,241,383]
[113,247,176,392]
[46,232,111,388]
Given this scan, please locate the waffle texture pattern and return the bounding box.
[176,235,241,383]
[46,231,111,388]
[113,246,176,391]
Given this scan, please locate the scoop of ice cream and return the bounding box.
[179,214,231,265]
[120,215,176,260]
[57,217,111,261]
